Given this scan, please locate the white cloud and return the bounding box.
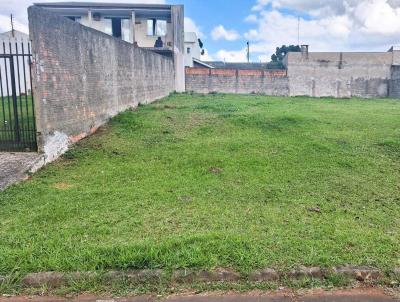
[0,14,28,33]
[244,14,258,23]
[201,49,214,61]
[184,17,205,39]
[211,25,240,41]
[215,48,247,62]
[242,0,400,62]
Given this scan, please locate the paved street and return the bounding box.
[0,152,44,190]
[1,289,398,302]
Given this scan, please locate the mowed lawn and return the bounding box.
[1,94,400,276]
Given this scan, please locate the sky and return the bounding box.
[2,0,400,62]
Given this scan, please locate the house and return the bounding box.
[33,2,185,91]
[198,62,275,70]
[184,32,201,67]
[0,30,32,96]
[0,29,30,42]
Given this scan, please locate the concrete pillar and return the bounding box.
[87,9,93,27]
[171,5,185,92]
[130,11,136,44]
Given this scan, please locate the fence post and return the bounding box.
[9,56,21,143]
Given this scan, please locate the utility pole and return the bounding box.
[247,41,250,63]
[11,14,15,38]
[297,16,300,46]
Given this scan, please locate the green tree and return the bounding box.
[271,45,301,62]
[198,39,205,56]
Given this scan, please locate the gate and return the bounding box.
[0,41,37,152]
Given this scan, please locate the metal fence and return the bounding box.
[0,40,37,152]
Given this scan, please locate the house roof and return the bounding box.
[33,2,178,19]
[34,2,174,9]
[0,30,29,39]
[203,61,273,70]
[193,58,214,69]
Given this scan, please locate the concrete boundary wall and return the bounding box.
[29,6,175,162]
[390,66,400,98]
[185,67,289,96]
[286,52,393,98]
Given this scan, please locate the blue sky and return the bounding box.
[172,0,257,59]
[2,0,400,62]
[168,0,400,62]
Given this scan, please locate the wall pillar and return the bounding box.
[130,11,136,44]
[87,9,93,27]
[171,5,185,92]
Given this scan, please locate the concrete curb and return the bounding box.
[3,266,397,289]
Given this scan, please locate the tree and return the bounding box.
[271,45,301,62]
[198,38,205,56]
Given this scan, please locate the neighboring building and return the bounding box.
[184,32,201,67]
[33,2,185,92]
[283,45,400,98]
[191,61,286,70]
[200,62,275,70]
[0,30,32,96]
[0,29,30,42]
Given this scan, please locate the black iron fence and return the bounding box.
[0,40,37,152]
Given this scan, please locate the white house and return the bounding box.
[184,32,201,67]
[0,30,32,96]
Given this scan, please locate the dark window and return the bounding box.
[111,18,122,38]
[66,16,76,21]
[187,47,191,54]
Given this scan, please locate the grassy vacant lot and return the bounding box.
[1,94,400,277]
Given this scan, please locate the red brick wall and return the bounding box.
[185,67,288,95]
[185,67,287,78]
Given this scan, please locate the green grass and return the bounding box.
[1,93,400,278]
[0,95,36,150]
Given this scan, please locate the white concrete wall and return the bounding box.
[286,52,393,98]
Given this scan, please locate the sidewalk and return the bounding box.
[0,152,44,190]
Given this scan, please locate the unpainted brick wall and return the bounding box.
[185,67,289,96]
[29,6,175,161]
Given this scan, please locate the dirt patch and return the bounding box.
[52,182,73,190]
[208,167,223,175]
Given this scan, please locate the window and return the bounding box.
[147,19,155,36]
[156,20,167,36]
[121,19,131,42]
[104,19,112,35]
[147,19,167,36]
[187,47,191,54]
[111,18,122,38]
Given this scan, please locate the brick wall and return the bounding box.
[185,67,289,96]
[29,6,175,161]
